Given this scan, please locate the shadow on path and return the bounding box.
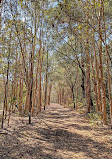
[0,104,112,159]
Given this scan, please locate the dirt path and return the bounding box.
[0,103,112,159]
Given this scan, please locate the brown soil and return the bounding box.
[0,103,112,159]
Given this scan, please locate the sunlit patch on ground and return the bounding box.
[0,104,112,159]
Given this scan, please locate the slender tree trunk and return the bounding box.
[31,3,39,115]
[48,84,52,106]
[71,85,75,109]
[93,34,101,112]
[64,91,67,107]
[102,0,112,127]
[29,49,33,124]
[85,4,91,114]
[58,93,60,104]
[38,45,44,112]
[85,37,91,113]
[59,88,62,105]
[98,1,107,124]
[18,70,22,113]
[44,47,48,110]
[38,70,42,112]
[32,51,40,114]
[1,31,11,128]
[90,47,99,112]
[80,42,85,98]
[1,73,6,128]
[62,87,64,106]
[76,65,79,111]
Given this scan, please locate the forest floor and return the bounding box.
[0,103,112,159]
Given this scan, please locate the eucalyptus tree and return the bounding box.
[46,0,112,126]
[1,0,112,128]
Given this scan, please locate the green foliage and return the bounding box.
[88,112,103,127]
[12,96,16,102]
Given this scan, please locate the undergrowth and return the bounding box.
[87,112,103,127]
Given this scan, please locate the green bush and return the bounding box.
[88,112,103,126]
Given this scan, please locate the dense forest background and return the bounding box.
[0,0,112,128]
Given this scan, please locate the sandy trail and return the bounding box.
[0,103,112,159]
